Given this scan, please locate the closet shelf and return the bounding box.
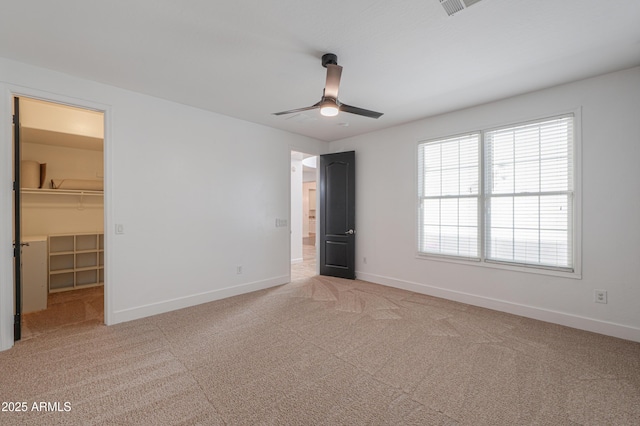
[50,268,75,275]
[21,188,103,196]
[48,233,104,293]
[50,250,74,256]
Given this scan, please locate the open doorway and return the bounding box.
[15,97,105,340]
[291,151,317,280]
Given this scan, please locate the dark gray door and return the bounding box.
[13,97,22,341]
[319,151,355,279]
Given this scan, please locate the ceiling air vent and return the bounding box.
[439,0,482,16]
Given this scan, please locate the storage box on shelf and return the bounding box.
[48,233,104,292]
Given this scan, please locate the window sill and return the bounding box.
[415,252,582,279]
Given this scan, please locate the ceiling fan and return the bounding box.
[273,53,383,119]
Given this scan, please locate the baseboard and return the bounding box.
[291,258,303,264]
[357,272,640,343]
[111,275,289,324]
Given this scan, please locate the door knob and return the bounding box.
[345,229,355,235]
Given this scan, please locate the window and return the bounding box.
[418,115,575,272]
[418,134,480,259]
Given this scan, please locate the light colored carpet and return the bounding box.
[21,286,104,340]
[1,275,639,425]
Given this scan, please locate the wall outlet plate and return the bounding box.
[594,290,607,304]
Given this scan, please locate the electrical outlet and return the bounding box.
[237,265,243,275]
[594,290,607,304]
[363,257,367,264]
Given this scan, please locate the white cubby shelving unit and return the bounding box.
[48,233,104,293]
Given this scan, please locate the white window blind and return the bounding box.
[484,116,574,269]
[417,114,576,272]
[418,134,480,258]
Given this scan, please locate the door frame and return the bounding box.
[289,147,322,279]
[0,85,112,350]
[13,96,23,341]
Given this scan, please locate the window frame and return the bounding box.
[417,132,482,261]
[416,110,582,279]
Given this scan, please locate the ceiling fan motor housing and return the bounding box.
[322,53,338,68]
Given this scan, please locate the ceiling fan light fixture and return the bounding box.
[273,53,383,119]
[320,99,339,117]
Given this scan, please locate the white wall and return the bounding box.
[329,67,640,342]
[21,143,104,237]
[303,181,317,237]
[290,155,303,263]
[0,57,326,350]
[22,142,104,186]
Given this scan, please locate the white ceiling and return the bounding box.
[1,0,639,142]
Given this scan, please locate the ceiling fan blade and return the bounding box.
[273,103,320,116]
[324,64,342,100]
[339,103,383,119]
